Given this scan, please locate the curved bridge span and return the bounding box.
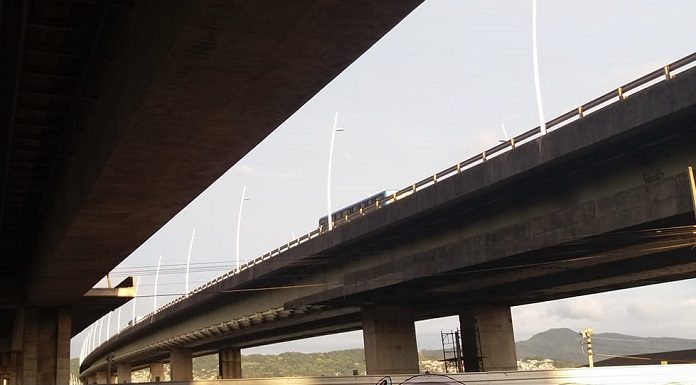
[81,53,696,383]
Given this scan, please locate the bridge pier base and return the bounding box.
[459,305,517,372]
[6,307,72,385]
[361,304,419,374]
[170,348,193,381]
[95,371,107,384]
[219,347,242,379]
[116,362,131,383]
[149,362,165,382]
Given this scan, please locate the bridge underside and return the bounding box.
[0,0,423,383]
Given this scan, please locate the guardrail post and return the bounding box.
[664,65,672,80]
[482,151,487,161]
[577,106,584,118]
[510,138,516,148]
[457,163,461,173]
[617,87,625,100]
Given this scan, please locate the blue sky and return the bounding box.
[74,0,696,357]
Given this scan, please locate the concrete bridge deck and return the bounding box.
[81,52,696,382]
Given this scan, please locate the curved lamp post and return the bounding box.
[326,112,344,231]
[236,185,250,272]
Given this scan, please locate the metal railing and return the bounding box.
[83,51,696,362]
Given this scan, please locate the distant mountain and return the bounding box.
[516,328,696,364]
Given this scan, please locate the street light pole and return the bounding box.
[185,228,196,296]
[131,276,139,325]
[532,0,546,135]
[106,311,112,341]
[153,254,162,315]
[236,185,250,272]
[326,112,344,231]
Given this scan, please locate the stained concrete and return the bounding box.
[459,305,517,372]
[170,348,192,382]
[83,45,696,380]
[115,362,131,384]
[218,347,242,379]
[149,363,164,382]
[361,305,419,375]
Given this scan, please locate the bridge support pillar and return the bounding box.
[170,348,193,381]
[86,375,96,384]
[218,347,242,379]
[459,305,517,372]
[361,304,419,374]
[149,363,165,382]
[116,362,131,383]
[11,307,71,385]
[95,371,107,384]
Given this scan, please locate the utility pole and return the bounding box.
[580,328,594,368]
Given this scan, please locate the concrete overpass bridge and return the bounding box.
[0,0,423,383]
[80,53,696,383]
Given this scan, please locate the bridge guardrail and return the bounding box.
[83,51,696,362]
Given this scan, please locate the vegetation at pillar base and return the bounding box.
[241,349,366,377]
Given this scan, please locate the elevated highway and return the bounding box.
[81,53,696,382]
[0,1,424,383]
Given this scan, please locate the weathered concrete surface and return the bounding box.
[8,0,424,306]
[218,347,242,379]
[2,1,424,382]
[170,347,193,382]
[459,305,517,372]
[116,362,131,384]
[149,362,164,383]
[361,305,419,375]
[82,59,696,378]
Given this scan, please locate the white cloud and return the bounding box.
[278,171,299,179]
[625,301,660,321]
[549,297,606,321]
[237,164,257,176]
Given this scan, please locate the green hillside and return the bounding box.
[516,328,696,363]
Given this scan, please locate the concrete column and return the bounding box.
[169,348,192,381]
[18,307,71,385]
[22,308,38,385]
[218,347,242,379]
[149,363,165,382]
[459,305,517,372]
[86,375,96,384]
[361,304,419,374]
[116,362,131,384]
[95,371,107,384]
[55,309,71,385]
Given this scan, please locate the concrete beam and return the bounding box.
[170,348,192,382]
[219,347,242,379]
[361,305,419,375]
[459,305,517,372]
